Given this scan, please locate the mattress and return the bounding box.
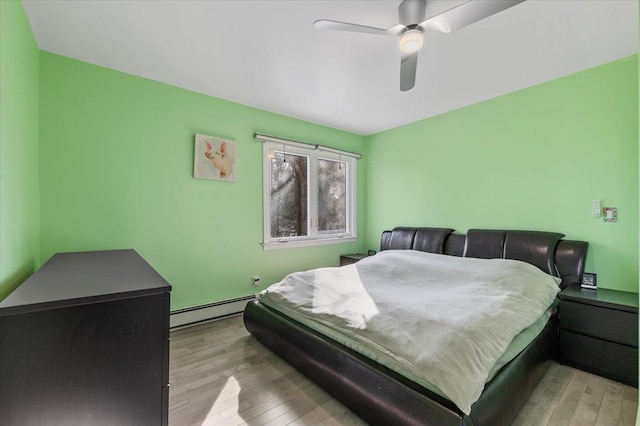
[259,250,560,414]
[260,294,552,400]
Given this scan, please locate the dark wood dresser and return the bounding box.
[559,284,638,387]
[0,249,172,425]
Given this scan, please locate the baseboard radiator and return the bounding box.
[170,295,256,329]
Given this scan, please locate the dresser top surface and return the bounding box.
[0,249,171,315]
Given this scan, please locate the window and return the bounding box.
[262,140,357,249]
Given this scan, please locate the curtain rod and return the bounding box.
[253,133,362,159]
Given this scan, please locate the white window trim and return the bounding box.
[262,141,357,250]
[263,236,359,250]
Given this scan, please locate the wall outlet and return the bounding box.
[252,276,260,287]
[603,207,617,222]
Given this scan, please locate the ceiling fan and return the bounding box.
[314,0,525,91]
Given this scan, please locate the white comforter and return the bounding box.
[260,250,560,414]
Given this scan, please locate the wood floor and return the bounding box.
[169,315,638,426]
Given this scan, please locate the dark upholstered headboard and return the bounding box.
[380,227,588,288]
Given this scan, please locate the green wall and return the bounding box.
[365,55,639,293]
[0,0,40,300]
[7,8,639,307]
[39,52,367,310]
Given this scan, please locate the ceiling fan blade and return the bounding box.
[418,0,525,33]
[314,19,406,36]
[400,52,418,92]
[398,0,427,26]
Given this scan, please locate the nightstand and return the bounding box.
[558,284,638,387]
[340,253,368,266]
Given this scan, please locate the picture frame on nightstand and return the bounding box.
[581,272,597,290]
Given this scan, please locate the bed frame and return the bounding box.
[244,228,588,425]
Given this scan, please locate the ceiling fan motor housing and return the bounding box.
[399,0,427,25]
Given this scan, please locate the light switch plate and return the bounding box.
[592,199,601,217]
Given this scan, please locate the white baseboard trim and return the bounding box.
[170,295,256,329]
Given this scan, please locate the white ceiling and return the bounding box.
[23,0,638,136]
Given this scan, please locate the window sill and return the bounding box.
[263,236,358,250]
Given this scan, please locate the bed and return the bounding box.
[243,227,588,425]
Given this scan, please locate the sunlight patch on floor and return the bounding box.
[200,376,240,425]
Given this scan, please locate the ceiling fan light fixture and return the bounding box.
[399,29,423,53]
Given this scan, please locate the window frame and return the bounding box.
[262,141,357,250]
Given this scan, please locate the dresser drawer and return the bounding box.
[560,330,638,387]
[560,300,638,347]
[161,385,169,426]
